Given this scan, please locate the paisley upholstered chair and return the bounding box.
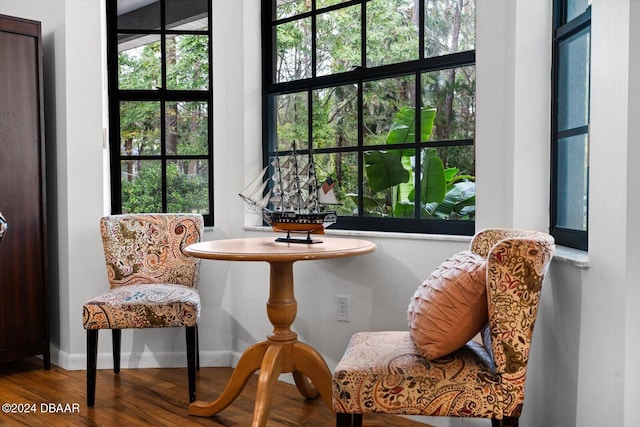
[333,229,555,427]
[82,214,204,407]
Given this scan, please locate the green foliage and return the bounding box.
[362,106,475,219]
[122,162,161,213]
[420,148,446,203]
[121,162,208,214]
[364,151,410,192]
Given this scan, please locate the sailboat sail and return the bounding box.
[318,177,339,206]
[239,143,338,241]
[239,165,271,211]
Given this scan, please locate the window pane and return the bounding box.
[120,101,161,155]
[275,0,311,20]
[422,66,476,141]
[317,5,361,76]
[166,34,210,90]
[312,84,358,149]
[166,101,208,155]
[314,151,358,216]
[117,0,160,30]
[275,91,308,151]
[166,0,208,30]
[275,17,312,82]
[556,134,588,231]
[424,0,475,57]
[558,27,589,131]
[118,35,161,90]
[362,149,412,218]
[167,160,210,214]
[567,0,591,22]
[121,160,162,213]
[366,0,419,67]
[363,75,416,146]
[420,146,475,219]
[360,146,475,220]
[440,145,474,175]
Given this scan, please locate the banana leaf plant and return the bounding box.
[357,106,475,219]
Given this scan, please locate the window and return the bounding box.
[262,0,476,235]
[106,0,214,225]
[551,0,590,250]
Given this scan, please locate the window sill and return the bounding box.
[244,226,589,267]
[552,245,589,268]
[243,225,472,243]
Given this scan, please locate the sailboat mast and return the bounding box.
[291,141,304,213]
[308,146,319,212]
[274,152,286,212]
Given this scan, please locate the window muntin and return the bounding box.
[107,0,213,225]
[551,0,590,250]
[264,0,476,235]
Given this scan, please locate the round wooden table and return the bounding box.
[184,236,376,427]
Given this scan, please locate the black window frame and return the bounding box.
[261,0,476,236]
[106,0,214,226]
[550,1,590,250]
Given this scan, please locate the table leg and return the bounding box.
[188,341,269,417]
[252,344,286,427]
[292,341,333,409]
[292,370,319,399]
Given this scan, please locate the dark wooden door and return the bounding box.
[0,14,49,368]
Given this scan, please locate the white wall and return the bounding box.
[1,0,639,426]
[624,2,640,426]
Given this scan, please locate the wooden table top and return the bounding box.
[184,236,376,262]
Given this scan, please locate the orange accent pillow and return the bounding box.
[407,250,488,360]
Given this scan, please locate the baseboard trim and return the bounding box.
[51,347,240,371]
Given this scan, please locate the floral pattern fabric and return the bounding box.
[333,228,555,422]
[82,214,203,330]
[82,283,200,329]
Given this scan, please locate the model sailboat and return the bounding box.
[240,144,338,243]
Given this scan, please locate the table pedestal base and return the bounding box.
[188,260,333,427]
[188,338,332,427]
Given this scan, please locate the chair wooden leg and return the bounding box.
[492,417,519,427]
[195,324,200,371]
[112,329,121,374]
[87,329,98,408]
[336,413,363,427]
[186,326,197,402]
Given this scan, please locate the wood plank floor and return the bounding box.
[0,358,431,426]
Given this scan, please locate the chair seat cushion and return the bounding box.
[82,283,200,329]
[333,331,500,419]
[407,250,488,360]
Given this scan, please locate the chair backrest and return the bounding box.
[100,214,204,289]
[470,228,555,418]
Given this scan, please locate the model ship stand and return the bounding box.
[277,230,320,244]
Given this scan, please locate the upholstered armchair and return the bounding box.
[82,214,203,407]
[333,229,555,427]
